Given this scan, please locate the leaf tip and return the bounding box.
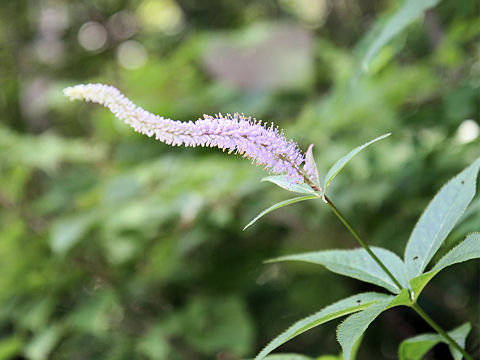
[243,222,253,231]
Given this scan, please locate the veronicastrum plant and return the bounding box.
[64,84,479,360]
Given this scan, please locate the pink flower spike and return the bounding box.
[64,83,318,187]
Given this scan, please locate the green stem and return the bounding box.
[323,195,473,359]
[412,303,473,360]
[323,195,404,291]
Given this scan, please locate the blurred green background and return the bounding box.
[0,0,478,359]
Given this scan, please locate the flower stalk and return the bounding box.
[323,195,403,291]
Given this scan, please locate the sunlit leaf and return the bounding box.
[404,158,480,279]
[262,175,317,194]
[50,212,97,254]
[323,133,391,193]
[23,325,62,360]
[0,335,23,359]
[244,195,319,230]
[267,247,406,293]
[255,292,391,360]
[409,233,480,301]
[361,0,441,72]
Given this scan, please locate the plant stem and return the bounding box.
[323,195,404,292]
[412,303,473,360]
[323,195,473,359]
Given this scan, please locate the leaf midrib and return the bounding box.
[280,257,398,291]
[414,176,468,276]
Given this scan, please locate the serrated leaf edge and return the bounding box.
[404,158,480,278]
[266,247,406,294]
[336,297,395,360]
[255,292,391,360]
[409,232,480,301]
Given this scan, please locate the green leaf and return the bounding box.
[243,195,319,230]
[360,0,441,72]
[267,247,406,293]
[50,212,97,254]
[388,288,411,308]
[255,292,391,360]
[432,232,480,272]
[317,356,340,360]
[264,354,314,360]
[398,322,471,360]
[336,296,394,360]
[404,158,480,280]
[0,335,23,359]
[336,293,408,360]
[399,333,439,360]
[323,133,391,193]
[409,233,480,301]
[305,144,321,191]
[23,325,62,360]
[448,323,472,360]
[262,175,317,194]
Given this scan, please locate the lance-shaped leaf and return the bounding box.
[255,292,391,360]
[360,0,441,72]
[262,175,317,194]
[323,133,391,193]
[404,158,480,279]
[243,195,319,230]
[337,296,396,360]
[267,247,407,293]
[305,144,321,191]
[398,322,471,360]
[409,233,480,301]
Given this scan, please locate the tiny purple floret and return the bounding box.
[64,83,317,187]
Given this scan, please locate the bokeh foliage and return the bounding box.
[0,0,478,359]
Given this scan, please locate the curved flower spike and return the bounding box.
[64,83,319,188]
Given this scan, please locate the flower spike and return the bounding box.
[64,83,319,188]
